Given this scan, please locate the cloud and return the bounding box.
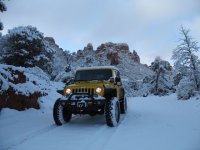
[134,0,199,21]
[186,17,200,41]
[1,0,200,64]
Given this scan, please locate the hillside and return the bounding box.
[0,64,64,110]
[0,33,154,110]
[49,41,154,96]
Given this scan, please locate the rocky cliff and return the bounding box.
[66,42,154,96]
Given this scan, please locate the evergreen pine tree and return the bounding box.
[149,57,174,95]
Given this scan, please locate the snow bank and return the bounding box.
[0,64,64,110]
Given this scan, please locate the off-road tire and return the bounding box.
[53,99,72,126]
[104,97,120,127]
[120,96,127,114]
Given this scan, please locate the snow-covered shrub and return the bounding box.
[3,26,51,68]
[34,38,55,75]
[132,78,152,97]
[2,26,45,66]
[85,56,94,64]
[54,71,73,83]
[149,57,174,96]
[141,76,155,96]
[177,77,196,100]
[173,72,182,86]
[1,26,54,75]
[123,81,140,97]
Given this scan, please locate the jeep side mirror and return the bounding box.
[66,78,74,85]
[70,78,75,84]
[109,77,115,83]
[115,77,121,83]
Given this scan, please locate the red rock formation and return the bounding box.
[7,68,26,84]
[131,50,140,63]
[0,87,42,110]
[0,67,45,111]
[107,51,119,65]
[77,42,141,66]
[97,42,129,53]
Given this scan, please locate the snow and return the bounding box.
[8,26,43,42]
[76,65,119,71]
[0,94,200,150]
[0,64,63,96]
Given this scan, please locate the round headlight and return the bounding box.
[66,88,72,95]
[96,87,102,94]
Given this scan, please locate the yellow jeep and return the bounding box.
[53,66,127,127]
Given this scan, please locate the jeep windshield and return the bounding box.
[75,69,112,81]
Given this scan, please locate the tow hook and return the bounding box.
[77,100,87,108]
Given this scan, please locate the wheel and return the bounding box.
[53,99,72,126]
[120,96,127,114]
[104,97,120,127]
[63,106,72,122]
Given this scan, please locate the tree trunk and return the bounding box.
[155,70,161,95]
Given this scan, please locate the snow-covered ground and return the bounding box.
[0,94,200,150]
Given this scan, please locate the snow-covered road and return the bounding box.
[1,95,200,150]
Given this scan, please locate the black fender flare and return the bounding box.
[104,88,117,100]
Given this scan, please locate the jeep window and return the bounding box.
[75,69,112,81]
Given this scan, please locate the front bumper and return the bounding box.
[60,92,106,114]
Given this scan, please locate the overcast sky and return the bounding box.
[1,0,200,65]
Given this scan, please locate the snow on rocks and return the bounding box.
[0,64,64,110]
[67,42,154,96]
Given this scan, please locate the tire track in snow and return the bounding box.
[1,115,80,150]
[80,114,127,150]
[80,99,130,150]
[80,98,130,150]
[1,124,56,150]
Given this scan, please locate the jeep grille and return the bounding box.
[72,88,94,95]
